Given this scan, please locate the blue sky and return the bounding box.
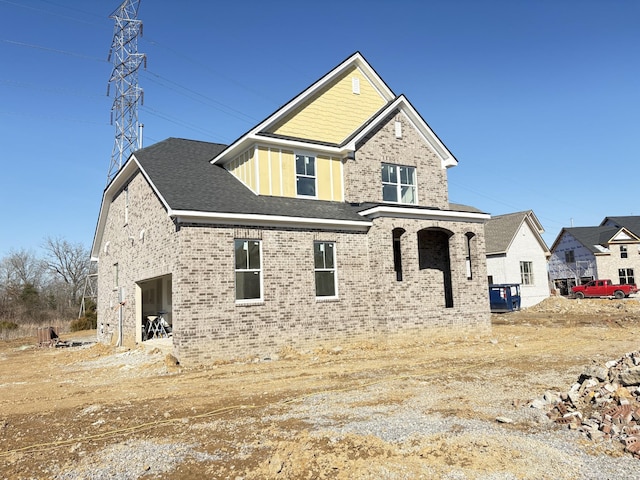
[0,0,638,257]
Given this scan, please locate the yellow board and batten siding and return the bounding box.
[257,147,271,195]
[317,155,343,201]
[227,149,256,192]
[226,66,379,200]
[228,147,343,202]
[269,65,387,145]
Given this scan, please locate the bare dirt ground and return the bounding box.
[2,296,640,479]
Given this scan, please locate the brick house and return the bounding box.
[549,216,640,295]
[485,210,550,308]
[91,52,491,365]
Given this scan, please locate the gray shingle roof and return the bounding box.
[602,216,640,237]
[132,138,488,226]
[484,211,529,255]
[448,203,485,214]
[565,226,621,254]
[133,138,367,223]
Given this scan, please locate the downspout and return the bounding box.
[117,302,123,347]
[117,287,125,347]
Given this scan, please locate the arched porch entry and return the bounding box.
[417,227,454,308]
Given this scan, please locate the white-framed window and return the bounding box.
[621,245,628,258]
[314,241,337,298]
[381,163,416,204]
[619,268,635,285]
[295,153,316,197]
[234,239,262,302]
[520,261,533,285]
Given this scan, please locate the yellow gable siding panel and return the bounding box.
[228,149,256,193]
[316,155,343,201]
[257,146,271,195]
[231,148,343,201]
[269,149,283,197]
[281,150,296,197]
[272,66,387,144]
[332,156,344,202]
[317,155,332,201]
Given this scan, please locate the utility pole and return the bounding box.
[106,0,145,185]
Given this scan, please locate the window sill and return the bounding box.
[316,296,339,303]
[235,300,264,307]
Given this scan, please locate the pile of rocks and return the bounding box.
[531,351,640,457]
[524,296,640,316]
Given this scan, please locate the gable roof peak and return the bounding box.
[211,52,397,165]
[485,209,548,255]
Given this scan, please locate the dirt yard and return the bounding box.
[2,296,640,479]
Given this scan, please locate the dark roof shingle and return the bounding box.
[133,138,367,223]
[484,211,528,255]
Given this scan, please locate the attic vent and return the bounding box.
[352,77,360,95]
[395,121,402,138]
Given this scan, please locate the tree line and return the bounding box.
[0,238,92,328]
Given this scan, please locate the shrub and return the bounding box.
[69,315,97,332]
[0,321,18,331]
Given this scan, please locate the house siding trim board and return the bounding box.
[169,210,372,231]
[359,205,490,223]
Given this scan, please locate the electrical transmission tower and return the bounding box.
[106,0,145,185]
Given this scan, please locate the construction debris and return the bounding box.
[531,350,640,457]
[36,326,59,347]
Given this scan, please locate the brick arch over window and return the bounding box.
[417,227,454,308]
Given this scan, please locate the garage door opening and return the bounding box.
[137,275,172,342]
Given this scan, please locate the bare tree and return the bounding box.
[43,238,90,305]
[0,249,47,321]
[0,249,46,294]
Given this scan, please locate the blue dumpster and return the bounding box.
[489,284,521,313]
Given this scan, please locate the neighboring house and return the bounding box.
[91,52,491,366]
[548,216,640,295]
[484,210,550,308]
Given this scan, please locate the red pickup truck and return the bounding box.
[571,279,638,299]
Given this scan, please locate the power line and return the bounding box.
[0,108,109,126]
[449,179,576,231]
[0,39,107,62]
[0,0,97,25]
[143,36,280,105]
[0,78,105,99]
[140,105,228,142]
